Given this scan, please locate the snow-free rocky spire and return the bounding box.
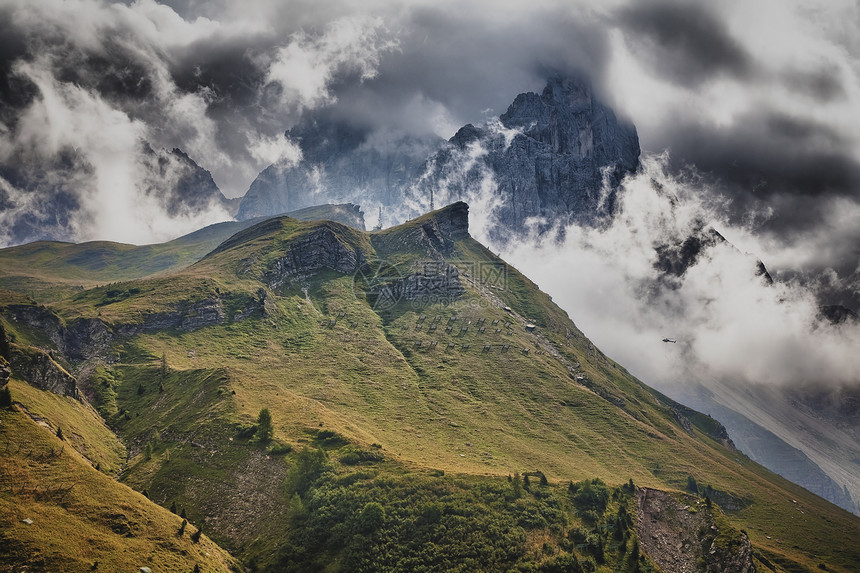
[413,74,641,242]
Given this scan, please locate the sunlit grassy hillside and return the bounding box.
[1,202,859,571]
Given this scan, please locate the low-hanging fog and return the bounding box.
[495,154,860,390]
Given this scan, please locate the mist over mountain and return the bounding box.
[411,74,640,242]
[237,112,441,221]
[0,141,235,246]
[239,74,640,241]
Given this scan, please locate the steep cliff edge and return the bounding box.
[637,488,755,573]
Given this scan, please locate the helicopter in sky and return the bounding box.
[662,337,677,343]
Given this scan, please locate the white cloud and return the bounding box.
[247,132,303,167]
[3,59,231,245]
[498,154,860,388]
[264,15,399,110]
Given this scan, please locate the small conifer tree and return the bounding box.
[686,475,698,495]
[56,426,64,440]
[0,386,11,408]
[257,408,273,442]
[160,353,168,381]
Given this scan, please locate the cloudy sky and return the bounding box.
[0,0,858,300]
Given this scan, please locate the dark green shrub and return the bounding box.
[686,475,699,495]
[257,408,273,442]
[571,479,609,515]
[0,386,11,408]
[358,502,385,533]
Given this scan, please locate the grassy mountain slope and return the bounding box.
[0,400,241,572]
[1,202,859,571]
[0,204,364,303]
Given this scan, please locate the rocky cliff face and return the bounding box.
[264,223,366,289]
[2,295,252,363]
[8,343,79,399]
[413,75,640,241]
[371,201,469,257]
[637,488,755,573]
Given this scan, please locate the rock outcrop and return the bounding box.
[371,202,469,259]
[0,356,10,387]
[637,488,755,573]
[264,223,366,289]
[2,296,245,363]
[8,344,79,399]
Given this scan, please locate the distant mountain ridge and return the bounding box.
[237,74,641,239]
[0,203,365,303]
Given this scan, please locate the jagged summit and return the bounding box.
[237,75,640,239]
[413,75,641,241]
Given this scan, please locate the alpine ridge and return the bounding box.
[1,202,859,571]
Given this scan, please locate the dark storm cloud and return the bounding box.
[311,5,612,138]
[606,1,860,298]
[782,66,846,103]
[615,1,754,87]
[669,112,858,193]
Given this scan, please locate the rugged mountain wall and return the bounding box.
[8,343,79,399]
[237,75,640,239]
[413,75,640,240]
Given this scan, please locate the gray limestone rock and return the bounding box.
[264,223,366,289]
[413,75,640,241]
[8,344,79,399]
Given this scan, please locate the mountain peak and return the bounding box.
[427,200,470,240]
